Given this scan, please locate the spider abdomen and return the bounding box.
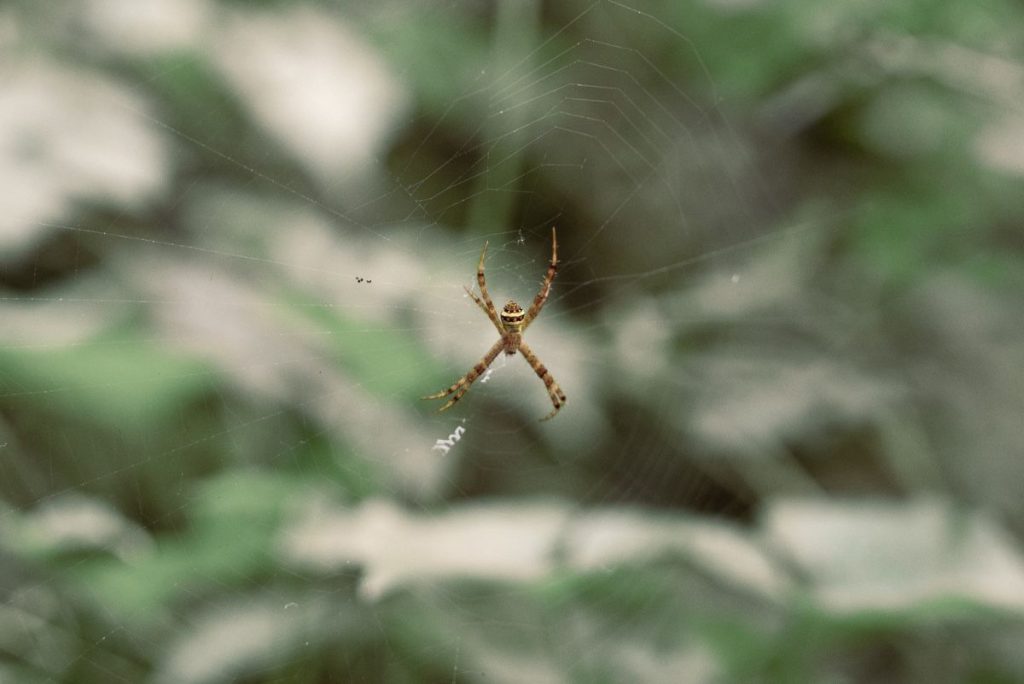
[423,228,564,420]
[500,299,525,330]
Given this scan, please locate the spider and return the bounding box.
[423,227,566,421]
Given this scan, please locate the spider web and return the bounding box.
[6,2,807,681]
[7,0,1020,682]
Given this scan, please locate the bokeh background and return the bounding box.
[3,1,1024,682]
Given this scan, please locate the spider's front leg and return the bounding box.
[422,338,505,412]
[464,285,502,334]
[473,241,503,331]
[523,227,558,330]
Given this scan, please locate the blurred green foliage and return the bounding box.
[2,0,1024,682]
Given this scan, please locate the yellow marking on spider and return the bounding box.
[423,227,565,420]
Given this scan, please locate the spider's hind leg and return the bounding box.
[518,340,566,421]
[539,384,567,421]
[422,339,505,412]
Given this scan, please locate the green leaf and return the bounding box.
[0,325,213,432]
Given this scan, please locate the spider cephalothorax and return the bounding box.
[423,228,566,420]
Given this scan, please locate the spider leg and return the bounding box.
[464,285,502,333]
[474,240,502,328]
[422,338,505,412]
[517,340,566,421]
[523,227,558,330]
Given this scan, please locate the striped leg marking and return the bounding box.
[523,227,558,330]
[475,241,501,328]
[518,340,566,421]
[422,339,505,412]
[464,285,502,333]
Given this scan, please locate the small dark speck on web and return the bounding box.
[355,277,372,284]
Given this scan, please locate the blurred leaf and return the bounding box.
[665,1,814,100]
[282,498,789,607]
[0,60,169,256]
[764,498,1024,615]
[139,52,251,167]
[365,8,489,118]
[281,498,565,599]
[291,292,442,400]
[854,82,968,160]
[69,470,314,619]
[152,595,340,684]
[784,0,1023,49]
[566,508,789,601]
[852,184,973,283]
[9,494,152,561]
[0,326,213,432]
[209,6,410,184]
